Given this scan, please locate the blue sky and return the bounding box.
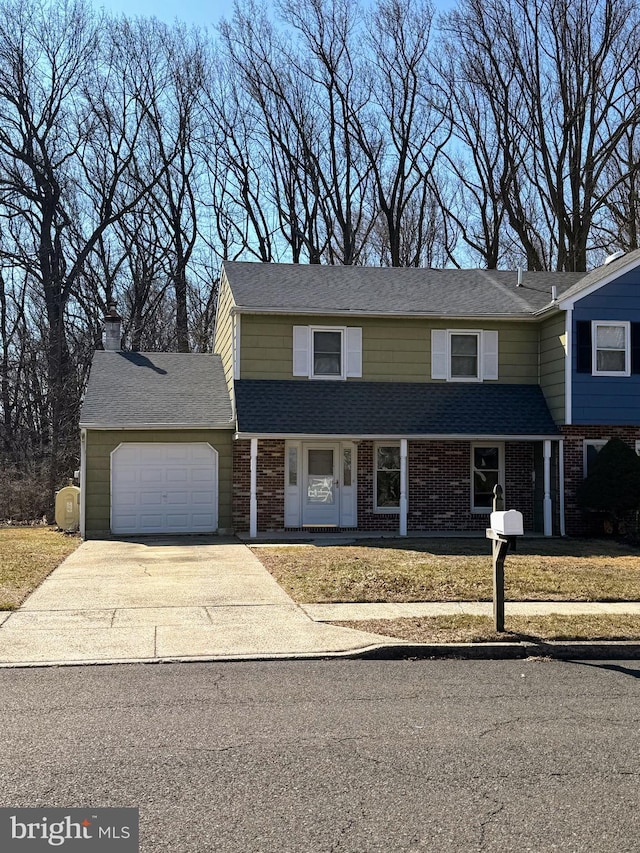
[93,0,236,27]
[93,0,454,28]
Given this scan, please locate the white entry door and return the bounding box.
[303,444,339,526]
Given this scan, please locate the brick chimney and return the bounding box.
[103,302,122,351]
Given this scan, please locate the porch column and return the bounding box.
[543,439,552,536]
[250,438,258,539]
[399,439,408,536]
[558,439,566,537]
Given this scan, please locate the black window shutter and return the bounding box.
[576,320,591,373]
[632,323,640,374]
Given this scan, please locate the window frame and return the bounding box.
[591,320,630,377]
[448,330,481,381]
[373,442,401,514]
[447,329,482,382]
[470,443,504,514]
[310,326,345,380]
[583,439,608,477]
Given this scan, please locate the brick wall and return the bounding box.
[357,440,536,533]
[234,438,539,534]
[562,425,640,534]
[232,439,285,532]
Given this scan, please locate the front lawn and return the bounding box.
[0,526,80,610]
[338,614,640,644]
[252,537,640,603]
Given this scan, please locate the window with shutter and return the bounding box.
[432,329,498,381]
[293,326,362,379]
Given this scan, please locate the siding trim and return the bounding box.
[565,307,572,424]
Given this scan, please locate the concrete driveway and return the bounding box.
[0,537,393,666]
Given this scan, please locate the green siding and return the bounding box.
[84,429,234,537]
[212,271,235,390]
[239,314,539,383]
[538,312,566,424]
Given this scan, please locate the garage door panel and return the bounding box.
[111,442,218,535]
[166,468,189,484]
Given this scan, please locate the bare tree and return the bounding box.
[440,0,640,271]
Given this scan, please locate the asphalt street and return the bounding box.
[1,658,639,852]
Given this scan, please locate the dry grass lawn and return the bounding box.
[0,526,80,610]
[252,537,640,603]
[338,614,640,644]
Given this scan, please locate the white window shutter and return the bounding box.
[431,329,447,379]
[346,327,362,377]
[482,330,499,380]
[293,326,310,376]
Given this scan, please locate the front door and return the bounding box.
[303,443,339,526]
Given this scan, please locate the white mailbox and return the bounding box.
[490,509,524,536]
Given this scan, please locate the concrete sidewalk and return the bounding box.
[0,538,396,667]
[1,537,639,667]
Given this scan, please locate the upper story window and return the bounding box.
[576,320,640,377]
[450,332,480,379]
[593,322,630,376]
[431,329,498,381]
[293,325,362,379]
[313,330,342,377]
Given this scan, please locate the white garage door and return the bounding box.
[111,442,218,535]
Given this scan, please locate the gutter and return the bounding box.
[234,432,562,442]
[79,421,236,430]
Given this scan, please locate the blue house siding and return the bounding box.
[572,267,640,425]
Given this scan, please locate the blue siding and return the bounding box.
[572,266,640,424]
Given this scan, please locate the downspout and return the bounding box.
[80,429,87,539]
[565,307,572,425]
[559,439,566,536]
[399,439,408,536]
[250,438,258,539]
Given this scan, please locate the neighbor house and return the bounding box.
[79,250,640,538]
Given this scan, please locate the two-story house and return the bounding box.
[78,249,640,539]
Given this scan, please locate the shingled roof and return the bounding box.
[223,262,586,317]
[234,380,560,437]
[80,352,234,428]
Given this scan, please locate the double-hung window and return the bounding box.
[312,330,342,377]
[431,329,498,381]
[471,444,503,512]
[450,333,480,379]
[592,322,630,376]
[293,325,362,379]
[375,444,401,512]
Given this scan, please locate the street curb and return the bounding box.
[2,640,640,668]
[353,640,640,660]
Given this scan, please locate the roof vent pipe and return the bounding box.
[551,285,557,302]
[103,302,122,351]
[516,266,523,287]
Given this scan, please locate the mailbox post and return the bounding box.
[485,485,524,632]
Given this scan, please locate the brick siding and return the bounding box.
[562,425,640,534]
[233,437,539,534]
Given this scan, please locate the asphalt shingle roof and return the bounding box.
[223,262,586,316]
[234,380,560,437]
[80,351,234,428]
[558,247,640,303]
